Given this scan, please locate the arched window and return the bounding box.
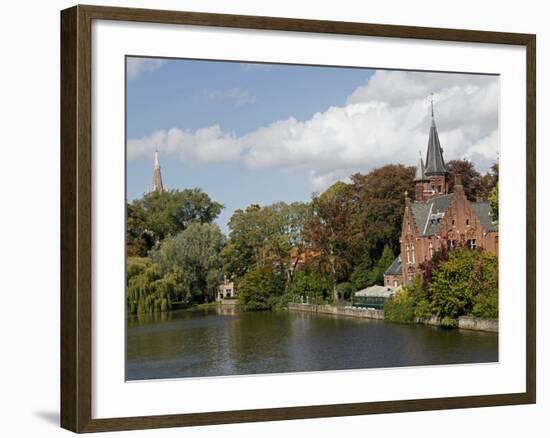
[429,241,433,258]
[411,244,416,264]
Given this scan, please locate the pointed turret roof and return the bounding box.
[424,108,447,176]
[414,154,427,182]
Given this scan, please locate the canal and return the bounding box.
[126,307,498,381]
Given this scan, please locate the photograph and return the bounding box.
[125,57,500,381]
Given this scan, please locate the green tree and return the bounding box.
[153,222,226,303]
[489,184,499,224]
[221,202,311,281]
[127,189,224,255]
[366,244,394,286]
[305,182,359,302]
[285,270,332,303]
[238,267,284,310]
[430,248,498,325]
[349,164,416,259]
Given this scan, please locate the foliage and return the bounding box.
[447,159,498,201]
[350,267,369,291]
[286,270,332,302]
[384,289,416,323]
[238,267,284,310]
[430,248,498,320]
[489,184,499,224]
[126,261,169,314]
[366,245,394,286]
[447,159,483,200]
[418,246,449,286]
[348,165,416,259]
[221,202,311,281]
[153,222,226,303]
[127,189,223,256]
[384,277,426,323]
[336,282,354,301]
[304,182,359,302]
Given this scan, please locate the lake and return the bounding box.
[126,306,498,380]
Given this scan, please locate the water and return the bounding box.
[126,307,498,381]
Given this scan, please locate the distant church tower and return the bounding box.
[414,98,448,201]
[151,148,164,193]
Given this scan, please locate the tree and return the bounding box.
[127,189,224,254]
[221,201,311,281]
[285,269,332,303]
[447,159,483,200]
[153,222,226,303]
[349,164,416,259]
[238,267,284,310]
[305,183,359,302]
[430,248,498,324]
[366,244,394,286]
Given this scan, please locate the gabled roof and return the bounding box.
[471,201,498,232]
[425,118,447,176]
[410,194,454,236]
[384,255,402,276]
[410,194,497,237]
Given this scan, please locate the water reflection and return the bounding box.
[126,307,498,380]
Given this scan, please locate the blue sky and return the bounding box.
[126,57,499,234]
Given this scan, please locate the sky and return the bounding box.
[126,57,499,234]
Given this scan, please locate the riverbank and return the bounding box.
[288,303,498,333]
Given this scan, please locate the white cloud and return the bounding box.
[128,70,499,192]
[204,87,256,106]
[127,58,166,80]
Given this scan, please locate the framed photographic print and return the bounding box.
[60,4,536,433]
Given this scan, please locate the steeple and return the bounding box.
[414,152,427,182]
[424,99,447,176]
[414,97,449,200]
[151,147,164,193]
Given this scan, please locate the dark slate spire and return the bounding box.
[424,102,447,176]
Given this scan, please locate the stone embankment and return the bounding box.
[288,303,498,333]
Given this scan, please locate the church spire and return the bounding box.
[424,98,447,176]
[151,147,164,193]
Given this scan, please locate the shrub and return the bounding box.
[384,289,415,323]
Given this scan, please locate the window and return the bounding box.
[429,241,433,258]
[466,218,470,226]
[393,280,398,287]
[467,239,477,250]
[437,185,442,193]
[406,245,410,263]
[411,244,416,264]
[448,239,457,249]
[452,219,455,226]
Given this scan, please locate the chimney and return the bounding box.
[453,173,464,196]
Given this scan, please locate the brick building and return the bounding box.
[384,108,498,287]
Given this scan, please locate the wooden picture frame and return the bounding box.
[60,4,536,433]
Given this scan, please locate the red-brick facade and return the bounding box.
[384,114,498,287]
